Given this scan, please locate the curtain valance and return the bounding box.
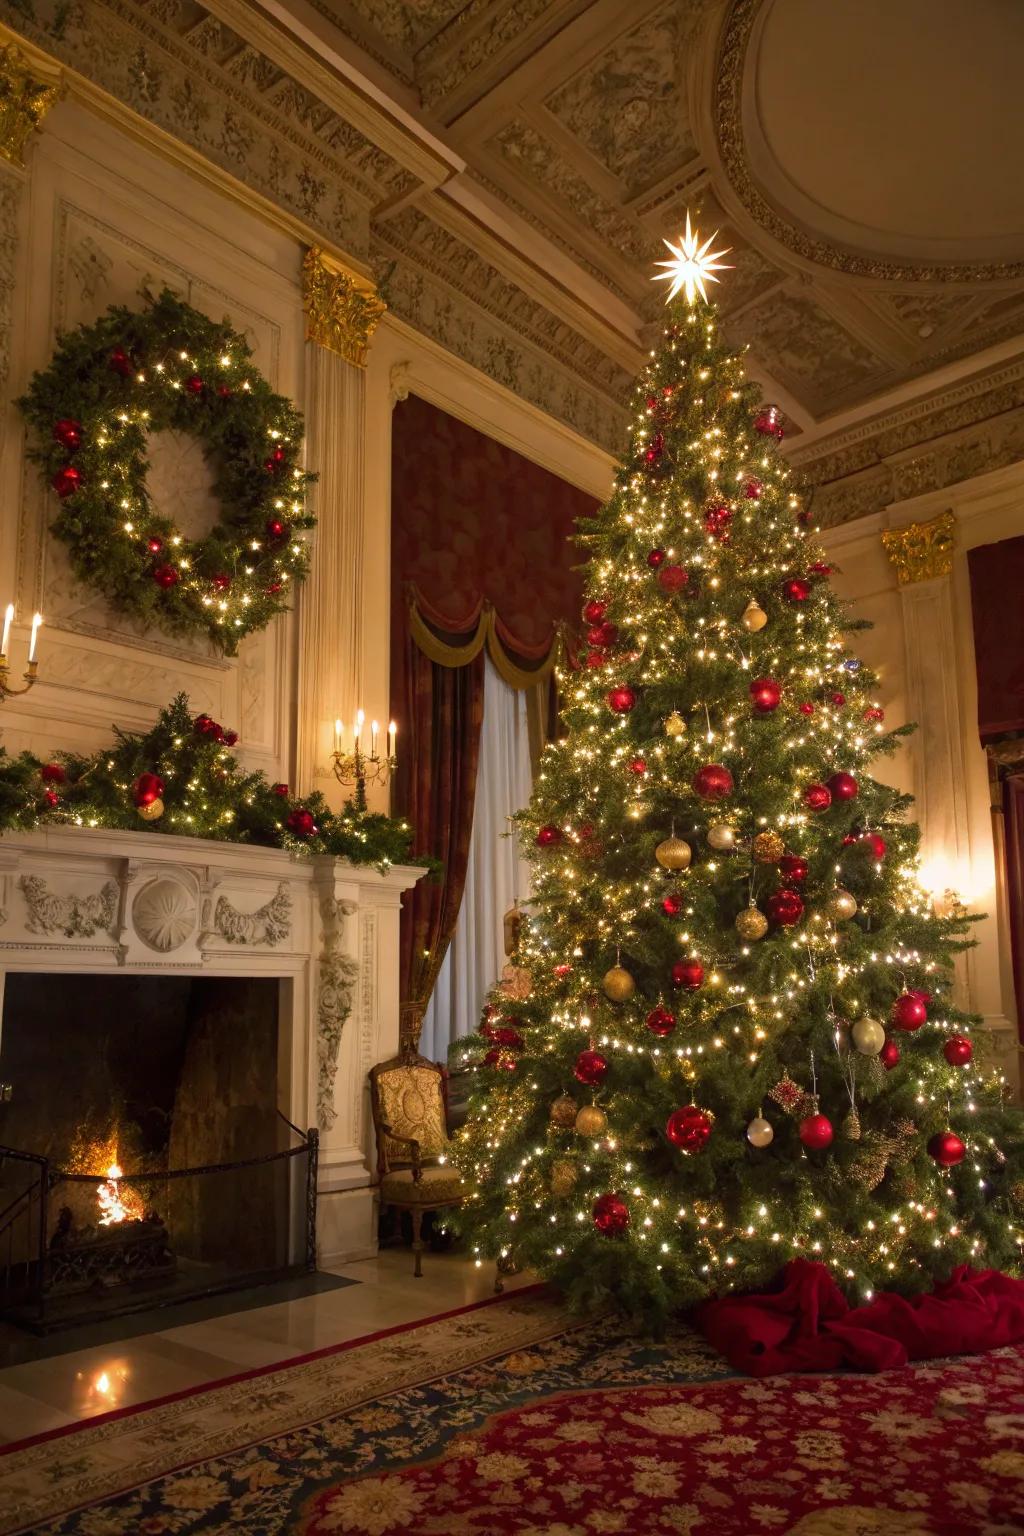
[967,535,1024,743]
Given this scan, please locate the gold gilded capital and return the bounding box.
[881,509,955,585]
[0,44,60,168]
[302,248,386,367]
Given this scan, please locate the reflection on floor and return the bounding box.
[0,1249,532,1448]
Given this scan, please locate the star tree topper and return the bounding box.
[653,214,732,306]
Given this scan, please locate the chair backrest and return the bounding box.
[369,1051,449,1175]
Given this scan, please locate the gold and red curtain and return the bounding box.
[390,395,598,1047]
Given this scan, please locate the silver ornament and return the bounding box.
[746,1115,774,1148]
[707,822,736,852]
[826,887,858,921]
[851,1016,886,1055]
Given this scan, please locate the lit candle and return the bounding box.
[0,604,12,658]
[354,709,364,753]
[334,718,342,753]
[28,612,42,663]
[388,720,397,762]
[371,720,379,758]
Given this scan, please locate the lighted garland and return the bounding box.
[18,290,316,653]
[0,693,432,876]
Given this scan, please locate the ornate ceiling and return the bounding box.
[6,0,1024,522]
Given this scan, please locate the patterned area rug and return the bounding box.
[2,1288,1023,1535]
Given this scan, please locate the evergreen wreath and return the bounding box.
[18,289,316,654]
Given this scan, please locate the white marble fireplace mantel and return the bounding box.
[0,825,425,1264]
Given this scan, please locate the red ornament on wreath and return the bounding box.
[40,762,66,785]
[799,1111,834,1150]
[265,517,288,540]
[827,771,859,802]
[658,564,688,594]
[185,375,204,395]
[767,887,804,927]
[944,1035,973,1066]
[216,383,232,399]
[593,1192,630,1236]
[52,466,82,499]
[286,806,316,839]
[271,782,289,797]
[607,685,637,714]
[153,564,179,589]
[53,418,82,452]
[928,1130,965,1168]
[582,599,607,624]
[43,789,59,809]
[880,1039,901,1070]
[535,824,563,848]
[891,992,927,1031]
[749,677,782,713]
[692,763,733,799]
[109,345,133,377]
[574,1049,608,1086]
[647,548,666,569]
[645,1005,676,1037]
[132,771,165,807]
[672,958,704,990]
[778,854,809,885]
[666,1105,712,1152]
[804,782,832,812]
[147,535,163,554]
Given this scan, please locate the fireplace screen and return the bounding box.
[0,973,317,1331]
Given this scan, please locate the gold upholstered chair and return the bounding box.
[369,1049,464,1276]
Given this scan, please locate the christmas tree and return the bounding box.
[451,218,1023,1325]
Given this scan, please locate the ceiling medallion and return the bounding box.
[714,0,1024,283]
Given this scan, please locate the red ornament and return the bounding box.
[185,375,204,395]
[778,854,809,885]
[672,958,705,990]
[628,757,647,776]
[928,1131,966,1168]
[643,432,664,464]
[217,384,232,399]
[831,692,846,707]
[574,1049,608,1086]
[585,649,607,669]
[593,1192,630,1236]
[864,706,885,722]
[645,1005,676,1037]
[582,599,607,624]
[607,685,637,714]
[212,573,231,592]
[860,832,887,859]
[880,1039,901,1070]
[782,577,811,602]
[222,730,238,747]
[692,763,733,799]
[827,771,859,802]
[666,1105,712,1152]
[658,564,689,594]
[944,1035,973,1067]
[810,562,833,577]
[109,345,133,376]
[661,891,684,917]
[132,771,165,807]
[891,992,927,1032]
[271,782,290,797]
[40,763,66,784]
[744,479,763,501]
[483,1048,516,1071]
[766,887,804,927]
[147,536,163,554]
[265,517,288,540]
[153,564,179,589]
[647,548,666,569]
[704,503,732,540]
[799,1112,834,1150]
[51,465,82,499]
[754,405,784,439]
[287,807,316,839]
[804,783,832,812]
[43,789,60,808]
[553,962,573,977]
[271,446,286,465]
[595,621,619,647]
[53,418,82,452]
[535,824,563,847]
[749,677,782,713]
[799,702,815,716]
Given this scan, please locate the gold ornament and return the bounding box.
[603,964,635,1002]
[706,821,736,851]
[826,887,858,921]
[735,904,768,941]
[746,1114,774,1148]
[741,598,768,633]
[575,1104,607,1137]
[842,1107,862,1141]
[550,1158,578,1198]
[655,835,692,871]
[851,1016,885,1055]
[664,711,687,738]
[549,1094,578,1128]
[137,797,165,821]
[752,830,784,864]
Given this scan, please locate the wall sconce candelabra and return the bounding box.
[329,711,397,810]
[0,604,42,701]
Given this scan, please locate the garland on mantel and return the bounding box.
[0,694,432,875]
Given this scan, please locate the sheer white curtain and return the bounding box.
[421,657,533,1062]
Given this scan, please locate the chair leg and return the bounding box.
[411,1208,423,1278]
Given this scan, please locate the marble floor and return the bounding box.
[0,1249,532,1448]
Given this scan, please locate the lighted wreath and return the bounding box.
[18,289,316,653]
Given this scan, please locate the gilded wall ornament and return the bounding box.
[881,510,956,585]
[302,248,386,367]
[0,44,60,168]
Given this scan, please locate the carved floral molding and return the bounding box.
[881,510,956,586]
[0,43,60,168]
[303,247,386,367]
[18,875,118,938]
[317,894,358,1131]
[214,882,292,946]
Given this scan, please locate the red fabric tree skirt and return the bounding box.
[695,1258,1024,1375]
